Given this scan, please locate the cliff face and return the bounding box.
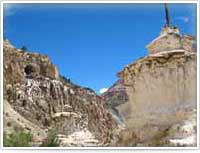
[116,50,197,146]
[3,28,197,147]
[3,40,59,85]
[3,40,117,147]
[115,26,197,146]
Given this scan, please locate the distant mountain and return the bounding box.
[101,79,128,107]
[101,79,128,125]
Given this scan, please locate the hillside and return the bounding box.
[3,25,197,147]
[3,40,117,147]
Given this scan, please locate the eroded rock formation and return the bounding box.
[3,24,197,147]
[3,40,117,147]
[113,27,197,147]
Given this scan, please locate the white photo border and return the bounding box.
[0,0,199,150]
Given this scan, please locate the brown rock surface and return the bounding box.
[116,50,197,146]
[3,40,117,146]
[3,35,197,147]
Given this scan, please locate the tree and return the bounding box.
[21,46,27,51]
[61,75,71,83]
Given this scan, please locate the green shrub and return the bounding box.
[21,46,27,51]
[40,130,60,147]
[4,130,33,147]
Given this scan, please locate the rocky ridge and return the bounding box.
[102,26,197,147]
[3,25,197,147]
[114,29,197,146]
[3,40,117,147]
[103,50,197,147]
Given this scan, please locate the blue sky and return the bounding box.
[3,3,197,94]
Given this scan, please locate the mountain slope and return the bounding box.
[3,40,117,147]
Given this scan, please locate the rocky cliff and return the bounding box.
[3,29,197,147]
[115,47,197,147]
[102,25,197,146]
[3,40,117,147]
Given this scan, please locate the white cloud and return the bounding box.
[99,88,108,94]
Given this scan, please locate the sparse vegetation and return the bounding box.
[61,75,71,83]
[84,87,95,93]
[3,130,33,147]
[40,130,60,147]
[21,46,27,51]
[148,128,170,147]
[115,129,139,147]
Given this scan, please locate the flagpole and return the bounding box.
[164,3,170,27]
